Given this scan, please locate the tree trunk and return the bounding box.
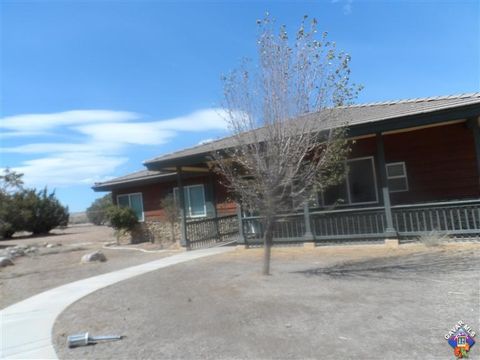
[262,220,274,275]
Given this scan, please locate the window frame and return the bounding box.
[386,161,409,193]
[173,184,207,218]
[320,156,379,207]
[116,192,145,222]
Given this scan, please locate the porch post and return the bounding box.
[468,117,480,187]
[376,133,397,238]
[208,170,219,219]
[176,167,190,249]
[303,202,314,242]
[237,203,246,246]
[208,170,220,239]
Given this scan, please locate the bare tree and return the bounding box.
[213,14,362,275]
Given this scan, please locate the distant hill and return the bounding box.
[69,211,89,225]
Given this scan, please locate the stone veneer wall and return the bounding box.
[119,221,181,248]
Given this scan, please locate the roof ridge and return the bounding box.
[340,92,480,108]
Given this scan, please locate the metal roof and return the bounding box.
[94,93,480,190]
[144,93,480,166]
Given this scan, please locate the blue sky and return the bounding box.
[1,0,479,212]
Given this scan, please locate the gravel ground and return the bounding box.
[53,243,480,360]
[0,225,177,308]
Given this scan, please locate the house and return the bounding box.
[93,93,480,249]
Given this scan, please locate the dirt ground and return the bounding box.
[53,243,480,360]
[0,225,178,308]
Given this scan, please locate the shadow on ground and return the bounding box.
[295,249,478,280]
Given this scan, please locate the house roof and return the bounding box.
[144,93,480,168]
[92,170,175,191]
[94,93,480,191]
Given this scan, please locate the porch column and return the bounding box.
[376,133,397,238]
[468,117,480,188]
[303,202,314,241]
[208,170,219,219]
[237,204,246,246]
[208,170,220,238]
[176,167,189,249]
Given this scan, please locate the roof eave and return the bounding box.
[92,173,177,192]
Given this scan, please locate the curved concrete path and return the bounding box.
[0,247,233,359]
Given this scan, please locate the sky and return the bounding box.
[1,0,479,212]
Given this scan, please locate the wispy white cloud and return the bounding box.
[0,110,138,136]
[73,108,228,146]
[331,0,353,15]
[75,124,177,146]
[1,108,229,188]
[2,142,122,154]
[12,154,128,187]
[154,109,230,131]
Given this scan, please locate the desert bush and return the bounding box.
[0,192,29,239]
[105,206,138,244]
[418,230,449,247]
[20,188,70,235]
[0,170,69,238]
[86,194,112,225]
[0,187,41,239]
[0,169,25,239]
[0,194,15,239]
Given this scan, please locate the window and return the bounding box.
[173,184,207,218]
[117,193,144,221]
[386,162,408,193]
[322,157,378,206]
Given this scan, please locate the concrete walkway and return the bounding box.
[0,247,233,359]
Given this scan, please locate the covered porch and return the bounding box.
[92,94,480,249]
[175,116,480,249]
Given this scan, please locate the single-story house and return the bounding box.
[93,93,480,249]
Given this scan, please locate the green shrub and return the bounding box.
[0,223,16,239]
[0,192,29,239]
[86,194,112,225]
[106,206,138,244]
[0,169,25,239]
[0,188,69,238]
[20,188,70,235]
[160,194,179,243]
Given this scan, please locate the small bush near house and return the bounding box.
[86,194,112,225]
[105,206,138,244]
[160,194,179,243]
[418,230,449,247]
